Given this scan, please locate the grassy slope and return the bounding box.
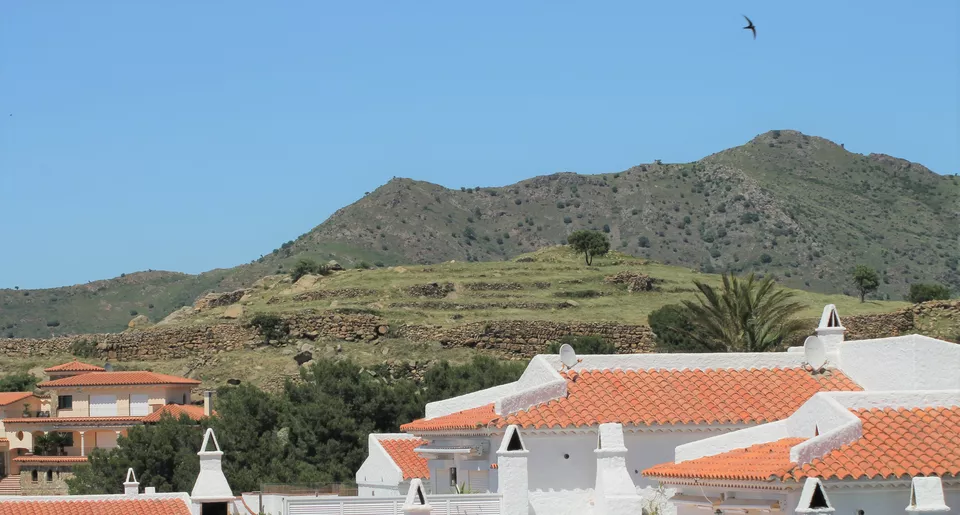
[2,130,956,337]
[193,247,907,328]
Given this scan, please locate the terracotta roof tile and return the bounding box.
[0,498,191,515]
[0,392,35,406]
[43,361,105,373]
[13,455,89,463]
[645,406,960,482]
[400,404,500,432]
[38,371,201,388]
[644,438,806,481]
[4,417,144,426]
[142,404,211,423]
[401,368,859,432]
[379,438,429,479]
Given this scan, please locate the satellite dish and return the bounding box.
[559,344,579,370]
[804,336,826,371]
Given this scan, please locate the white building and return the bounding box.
[343,304,960,515]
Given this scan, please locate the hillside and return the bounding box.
[1,130,957,337]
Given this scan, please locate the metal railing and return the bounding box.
[283,493,502,515]
[261,483,359,497]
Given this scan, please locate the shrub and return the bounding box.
[247,314,289,343]
[611,186,618,193]
[908,283,951,303]
[356,261,371,269]
[739,212,760,224]
[648,305,711,353]
[563,217,573,224]
[546,335,615,354]
[463,227,477,240]
[291,258,331,281]
[638,236,650,248]
[602,224,611,233]
[129,310,138,316]
[631,208,639,215]
[0,371,38,392]
[553,290,602,299]
[70,339,98,359]
[759,253,773,264]
[556,201,565,209]
[515,199,522,205]
[46,320,60,327]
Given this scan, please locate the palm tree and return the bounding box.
[681,273,807,352]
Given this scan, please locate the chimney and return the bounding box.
[144,486,156,494]
[497,425,530,515]
[815,304,845,349]
[203,390,213,417]
[906,477,950,514]
[795,477,834,514]
[594,423,643,514]
[402,478,432,515]
[190,428,234,503]
[123,468,140,496]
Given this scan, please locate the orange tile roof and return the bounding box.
[0,498,191,515]
[44,360,105,373]
[379,438,429,479]
[644,438,807,481]
[13,455,89,463]
[4,416,144,426]
[645,406,960,482]
[142,404,210,423]
[401,368,860,432]
[38,371,201,388]
[0,391,35,406]
[400,404,499,432]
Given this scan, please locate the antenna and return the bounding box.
[558,343,581,371]
[803,335,826,371]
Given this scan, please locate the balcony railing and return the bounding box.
[17,411,52,418]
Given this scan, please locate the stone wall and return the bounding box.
[399,320,655,358]
[19,466,73,495]
[2,301,956,363]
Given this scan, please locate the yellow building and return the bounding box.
[0,360,205,495]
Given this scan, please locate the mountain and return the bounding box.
[2,130,957,337]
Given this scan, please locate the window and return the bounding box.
[31,470,38,482]
[449,467,457,487]
[57,395,73,410]
[45,470,53,481]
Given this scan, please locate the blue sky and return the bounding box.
[1,1,957,289]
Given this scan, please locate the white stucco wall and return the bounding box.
[839,335,960,391]
[356,434,405,497]
[529,489,596,515]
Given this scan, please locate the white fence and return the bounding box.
[285,493,502,515]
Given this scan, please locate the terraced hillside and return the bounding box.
[2,130,956,337]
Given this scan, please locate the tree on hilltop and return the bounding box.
[567,230,610,265]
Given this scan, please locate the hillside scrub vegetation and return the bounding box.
[908,283,951,303]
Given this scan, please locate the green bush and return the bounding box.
[908,283,951,303]
[46,320,60,327]
[648,304,712,353]
[545,335,615,354]
[0,371,39,392]
[70,339,98,359]
[760,253,773,264]
[247,314,289,343]
[638,236,650,248]
[291,258,331,282]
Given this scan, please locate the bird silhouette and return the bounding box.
[742,15,756,39]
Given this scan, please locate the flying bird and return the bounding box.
[742,15,756,39]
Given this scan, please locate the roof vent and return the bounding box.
[796,477,834,514]
[906,476,949,513]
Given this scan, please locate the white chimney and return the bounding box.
[906,477,950,514]
[815,304,846,349]
[497,425,530,515]
[594,423,643,514]
[795,477,834,514]
[144,486,156,494]
[402,478,432,515]
[203,390,213,417]
[123,468,140,496]
[190,428,234,504]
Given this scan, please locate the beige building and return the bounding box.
[0,360,206,495]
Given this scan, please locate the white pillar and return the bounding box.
[594,423,643,515]
[497,425,530,515]
[79,432,86,456]
[403,478,432,515]
[203,391,213,417]
[123,468,139,496]
[907,477,950,514]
